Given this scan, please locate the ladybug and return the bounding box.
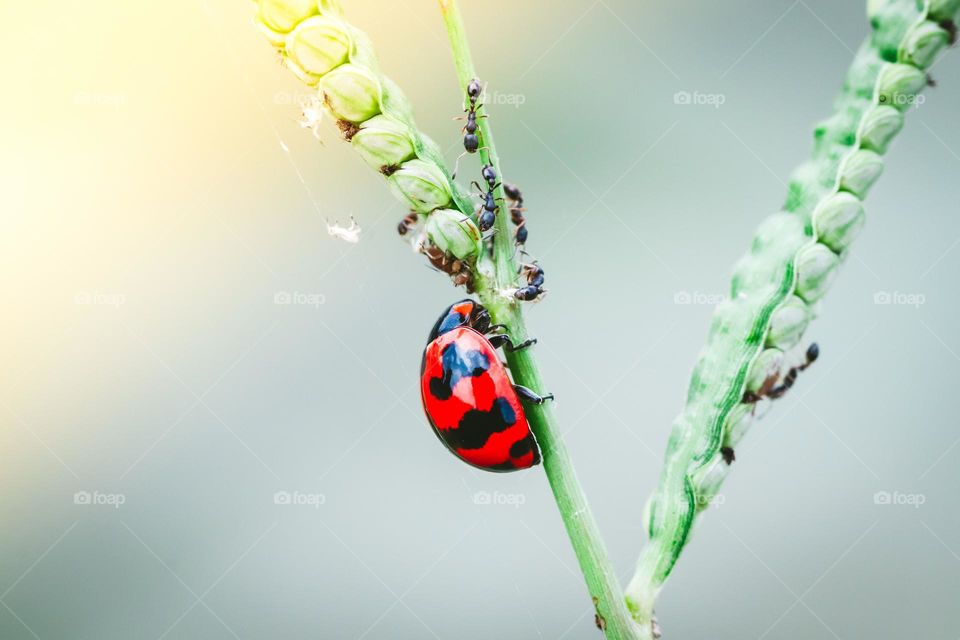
[420,299,553,472]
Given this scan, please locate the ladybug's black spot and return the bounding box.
[486,461,516,471]
[448,397,516,450]
[429,342,490,401]
[509,437,532,459]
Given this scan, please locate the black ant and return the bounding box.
[504,182,528,245]
[397,212,418,236]
[742,343,820,404]
[515,262,546,301]
[462,79,484,154]
[767,343,819,399]
[473,163,500,232]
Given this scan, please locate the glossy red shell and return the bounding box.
[420,327,539,471]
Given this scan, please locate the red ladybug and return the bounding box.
[420,300,552,472]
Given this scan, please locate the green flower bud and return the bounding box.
[766,296,811,350]
[928,0,960,21]
[255,0,317,35]
[285,16,352,78]
[424,209,482,260]
[877,63,927,112]
[386,160,453,213]
[319,63,382,123]
[746,348,784,395]
[900,21,951,69]
[814,192,866,253]
[858,105,904,154]
[723,404,754,449]
[839,149,884,198]
[351,115,417,171]
[795,243,840,304]
[691,459,728,513]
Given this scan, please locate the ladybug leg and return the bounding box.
[488,334,538,353]
[514,385,555,405]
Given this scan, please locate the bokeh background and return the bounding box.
[2,0,959,638]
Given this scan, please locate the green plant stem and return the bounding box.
[437,2,644,638]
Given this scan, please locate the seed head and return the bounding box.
[386,160,454,214]
[351,115,417,171]
[319,64,382,123]
[858,105,904,154]
[876,63,927,112]
[795,243,841,304]
[813,192,866,254]
[901,21,951,69]
[255,0,318,36]
[285,16,352,78]
[766,296,811,351]
[839,149,884,199]
[424,210,482,261]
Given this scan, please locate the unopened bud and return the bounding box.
[424,209,482,260]
[319,63,382,123]
[858,106,904,155]
[766,296,811,350]
[839,149,884,198]
[387,160,454,213]
[285,16,352,78]
[255,0,317,35]
[877,63,927,112]
[900,21,951,69]
[351,115,417,171]
[795,243,840,304]
[928,0,960,21]
[814,192,866,254]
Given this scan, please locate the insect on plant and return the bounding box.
[253,0,960,637]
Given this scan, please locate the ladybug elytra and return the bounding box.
[420,300,552,472]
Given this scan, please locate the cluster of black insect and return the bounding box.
[504,182,528,246]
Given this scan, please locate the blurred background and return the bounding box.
[2,0,958,638]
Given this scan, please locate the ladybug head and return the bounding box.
[428,299,491,342]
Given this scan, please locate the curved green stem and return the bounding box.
[438,2,644,638]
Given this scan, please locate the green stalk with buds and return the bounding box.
[252,0,957,638]
[624,0,959,633]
